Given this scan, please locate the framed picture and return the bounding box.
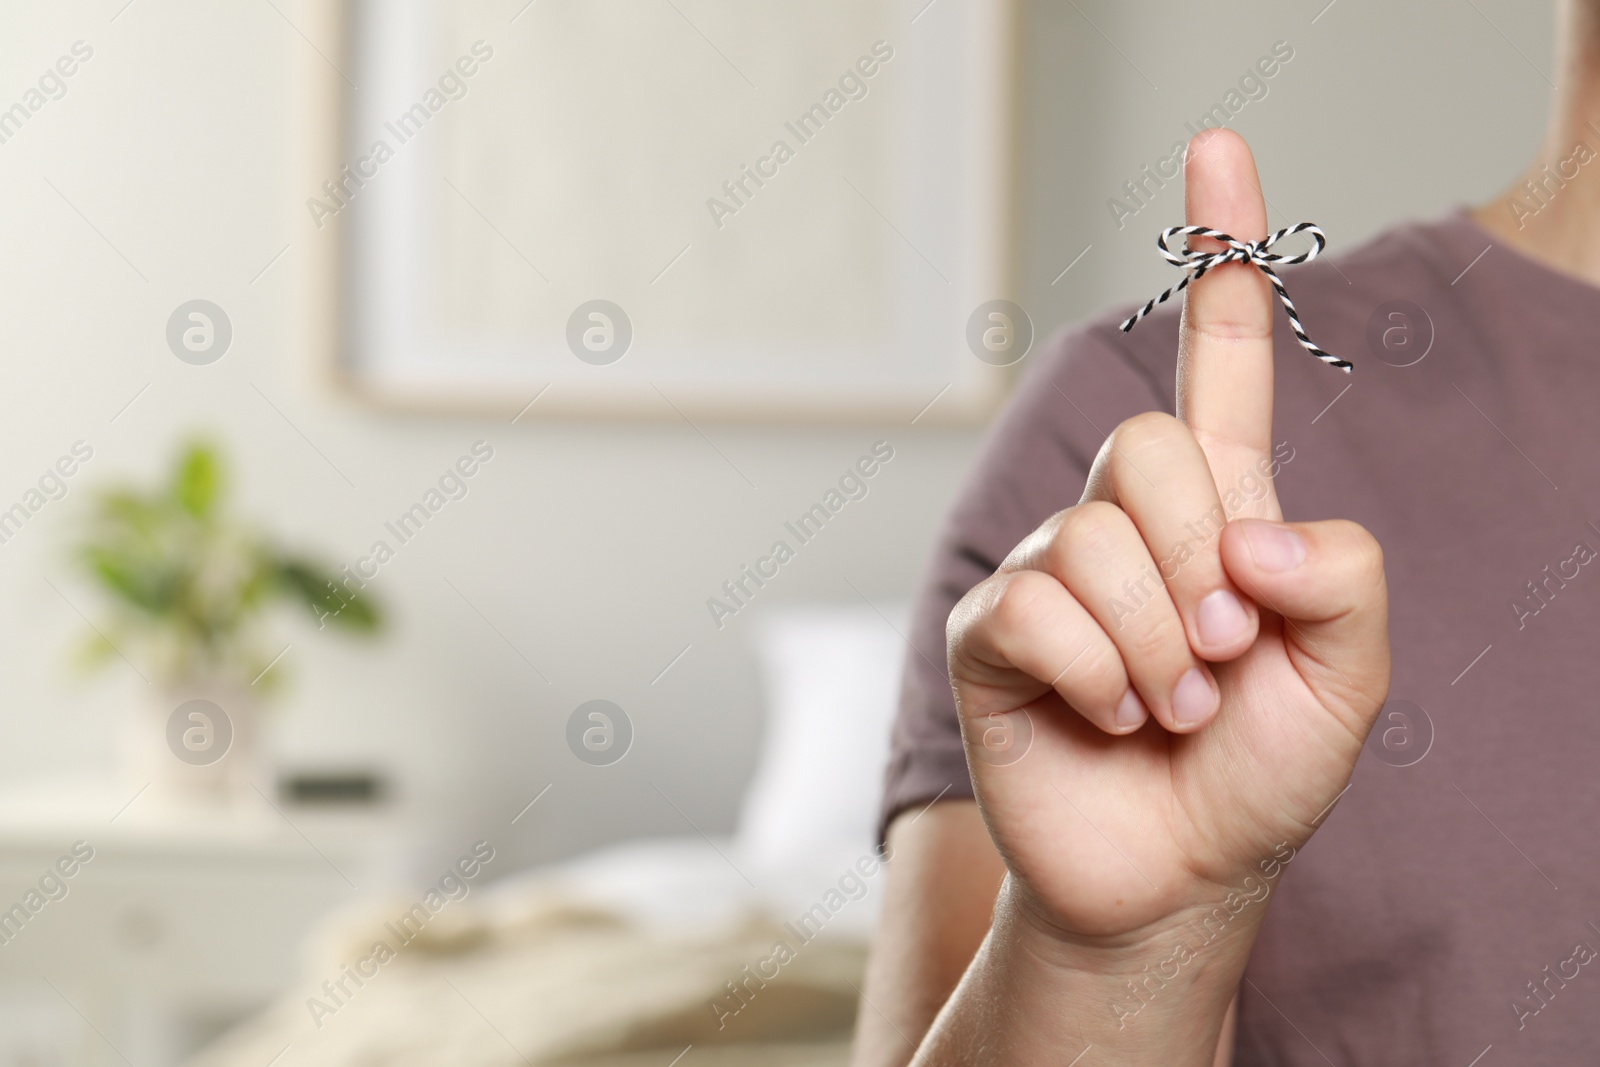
[300,0,1019,422]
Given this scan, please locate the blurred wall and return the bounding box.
[0,0,1552,876]
[1017,0,1552,327]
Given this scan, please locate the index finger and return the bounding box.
[1175,128,1281,520]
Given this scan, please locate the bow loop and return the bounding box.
[1121,222,1350,373]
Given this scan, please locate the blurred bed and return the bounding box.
[186,603,908,1067]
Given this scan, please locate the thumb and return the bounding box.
[1219,517,1390,714]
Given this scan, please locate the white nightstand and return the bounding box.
[0,776,407,1067]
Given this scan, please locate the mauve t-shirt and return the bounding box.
[882,210,1600,1063]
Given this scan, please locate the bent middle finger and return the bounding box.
[1095,411,1261,661]
[1042,501,1221,732]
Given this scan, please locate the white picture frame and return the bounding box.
[299,0,1020,423]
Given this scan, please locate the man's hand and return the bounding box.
[920,129,1390,1064]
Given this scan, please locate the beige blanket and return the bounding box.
[187,888,864,1066]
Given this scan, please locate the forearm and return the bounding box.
[915,878,1259,1066]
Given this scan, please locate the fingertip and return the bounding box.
[1112,688,1148,735]
[1184,126,1251,167]
[1135,666,1220,735]
[1166,665,1221,732]
[1190,586,1260,662]
[1184,128,1266,243]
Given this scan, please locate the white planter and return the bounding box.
[120,677,265,809]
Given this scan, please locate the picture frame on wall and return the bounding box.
[299,0,1020,422]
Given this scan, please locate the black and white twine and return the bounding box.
[1119,222,1351,373]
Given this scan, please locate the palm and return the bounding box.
[963,612,1373,938]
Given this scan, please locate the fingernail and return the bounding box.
[1197,589,1249,647]
[1243,521,1306,572]
[1115,688,1147,731]
[1171,668,1217,727]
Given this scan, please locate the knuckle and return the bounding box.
[985,570,1059,646]
[1064,643,1127,707]
[1337,520,1387,594]
[950,572,1020,654]
[1000,509,1072,572]
[1109,410,1186,460]
[1052,500,1131,564]
[946,580,988,651]
[1119,607,1185,664]
[1191,315,1274,345]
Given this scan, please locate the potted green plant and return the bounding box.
[75,441,382,803]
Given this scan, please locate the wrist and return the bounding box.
[916,879,1262,1065]
[1003,874,1268,972]
[997,875,1265,1037]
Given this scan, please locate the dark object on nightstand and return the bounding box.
[279,770,387,805]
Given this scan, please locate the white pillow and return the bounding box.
[734,602,908,924]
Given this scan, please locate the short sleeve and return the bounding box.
[877,314,1173,842]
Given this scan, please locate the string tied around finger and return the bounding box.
[1119,222,1352,373]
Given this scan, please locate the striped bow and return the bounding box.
[1119,222,1351,373]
